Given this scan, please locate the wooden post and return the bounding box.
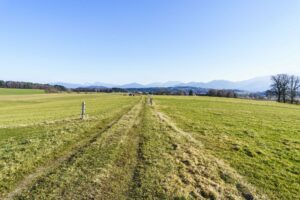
[81,101,86,120]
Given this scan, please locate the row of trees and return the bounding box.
[270,74,300,104]
[207,89,238,98]
[0,80,67,92]
[73,87,126,93]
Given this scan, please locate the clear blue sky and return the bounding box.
[0,0,299,84]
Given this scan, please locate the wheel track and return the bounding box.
[127,104,146,199]
[90,101,145,199]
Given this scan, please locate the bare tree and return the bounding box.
[289,75,300,104]
[271,74,290,103]
[271,75,283,102]
[281,74,290,103]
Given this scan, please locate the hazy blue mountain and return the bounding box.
[146,81,182,87]
[93,82,118,88]
[176,76,271,91]
[145,82,162,87]
[177,82,206,88]
[85,85,107,89]
[120,82,145,88]
[206,80,236,89]
[52,76,272,92]
[51,82,117,89]
[234,76,272,92]
[50,82,84,89]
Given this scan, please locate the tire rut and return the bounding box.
[128,105,146,200]
[85,99,144,199]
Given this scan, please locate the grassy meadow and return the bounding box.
[0,93,139,198]
[155,96,300,199]
[0,93,299,199]
[0,88,45,95]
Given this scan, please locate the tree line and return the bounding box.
[73,87,126,93]
[207,89,238,98]
[0,80,67,92]
[269,74,300,104]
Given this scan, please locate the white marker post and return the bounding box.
[81,101,86,120]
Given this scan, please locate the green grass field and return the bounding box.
[0,88,45,95]
[0,93,140,198]
[0,94,299,199]
[155,96,300,199]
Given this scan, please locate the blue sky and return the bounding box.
[0,0,299,84]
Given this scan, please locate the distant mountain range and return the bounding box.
[52,76,272,92]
